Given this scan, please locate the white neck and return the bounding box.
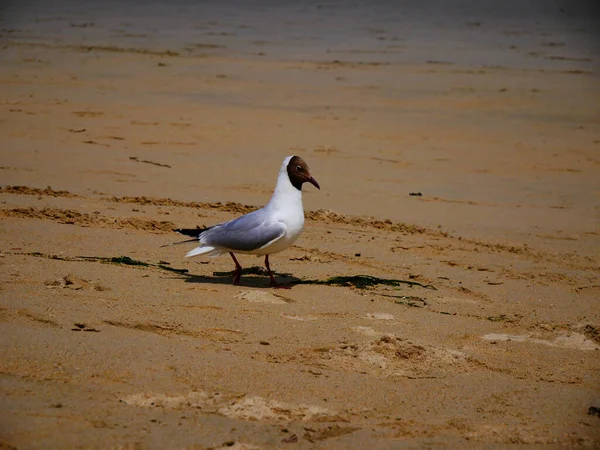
[266,156,303,211]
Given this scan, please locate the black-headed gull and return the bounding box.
[177,155,319,287]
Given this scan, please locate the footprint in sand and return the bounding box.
[482,332,599,351]
[120,391,343,422]
[351,326,384,337]
[45,274,108,291]
[281,313,318,321]
[321,335,473,378]
[235,290,288,305]
[364,312,396,321]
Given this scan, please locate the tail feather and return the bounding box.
[175,227,210,237]
[186,246,220,258]
[160,237,198,248]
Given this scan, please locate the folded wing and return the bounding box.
[199,210,286,252]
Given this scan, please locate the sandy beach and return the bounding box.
[1,1,599,448]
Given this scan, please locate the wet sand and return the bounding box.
[1,1,599,448]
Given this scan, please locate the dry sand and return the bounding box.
[1,2,599,448]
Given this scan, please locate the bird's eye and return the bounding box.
[296,165,303,172]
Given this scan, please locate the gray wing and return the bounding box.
[200,209,286,252]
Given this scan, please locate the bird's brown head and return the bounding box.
[286,156,320,191]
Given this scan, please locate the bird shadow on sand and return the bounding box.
[179,266,436,291]
[181,266,303,289]
[12,252,436,291]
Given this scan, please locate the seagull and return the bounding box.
[170,155,320,288]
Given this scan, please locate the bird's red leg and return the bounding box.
[265,255,291,289]
[229,252,243,285]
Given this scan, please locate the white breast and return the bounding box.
[254,158,307,256]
